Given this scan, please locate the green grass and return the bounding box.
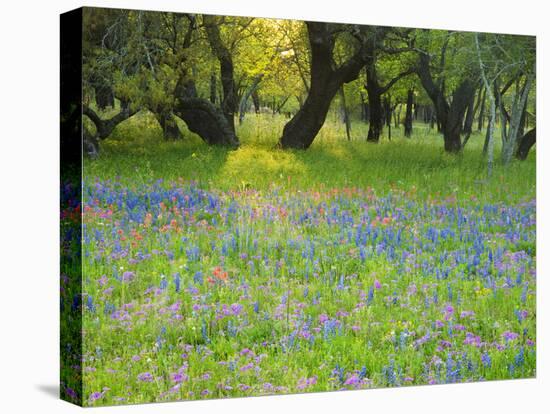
[74,111,536,406]
[85,112,535,204]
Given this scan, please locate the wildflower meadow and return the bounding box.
[67,115,536,406]
[59,7,536,407]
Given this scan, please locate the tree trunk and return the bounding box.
[515,128,536,160]
[84,101,137,141]
[203,15,238,135]
[252,90,260,113]
[404,88,414,137]
[339,86,352,141]
[443,80,475,152]
[365,61,412,142]
[209,72,217,104]
[416,52,475,153]
[174,76,239,147]
[475,33,497,176]
[360,92,368,122]
[366,82,383,142]
[239,74,263,124]
[279,80,341,148]
[477,87,486,131]
[394,104,401,128]
[502,73,534,164]
[384,96,393,140]
[462,90,476,135]
[279,22,367,149]
[154,111,182,140]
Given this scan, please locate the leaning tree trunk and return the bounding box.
[239,74,263,124]
[279,79,341,148]
[404,89,414,137]
[174,76,238,147]
[83,100,139,156]
[515,128,536,160]
[279,22,367,149]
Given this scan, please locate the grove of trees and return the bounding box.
[82,8,536,165]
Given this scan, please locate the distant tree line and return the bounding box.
[82,8,536,164]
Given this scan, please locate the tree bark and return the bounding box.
[365,53,413,142]
[416,52,475,153]
[475,33,497,176]
[203,15,238,135]
[278,22,367,149]
[515,128,536,160]
[209,72,217,104]
[404,88,414,137]
[339,86,352,141]
[477,87,486,131]
[252,90,260,113]
[238,74,263,124]
[501,73,534,164]
[462,90,476,135]
[84,101,137,140]
[154,110,183,140]
[83,100,138,155]
[366,79,384,142]
[174,76,238,147]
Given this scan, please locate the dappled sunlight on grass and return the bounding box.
[85,112,535,203]
[218,146,306,188]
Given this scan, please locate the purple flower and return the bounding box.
[65,387,77,400]
[502,331,520,341]
[240,348,252,356]
[230,303,243,315]
[318,313,329,323]
[374,279,382,289]
[122,271,135,282]
[240,362,254,372]
[344,374,360,386]
[460,310,475,319]
[444,305,454,321]
[463,332,481,346]
[89,391,104,402]
[137,372,154,382]
[481,352,492,367]
[172,372,188,383]
[297,376,317,390]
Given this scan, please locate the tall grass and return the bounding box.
[85,111,535,203]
